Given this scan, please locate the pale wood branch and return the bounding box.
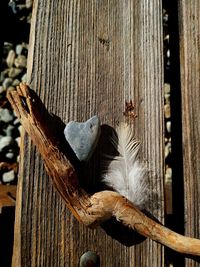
[7,83,200,256]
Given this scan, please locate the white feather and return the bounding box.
[102,123,149,209]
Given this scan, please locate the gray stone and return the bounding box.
[165,141,171,158]
[165,167,172,183]
[6,50,16,68]
[21,73,27,83]
[14,55,27,68]
[0,136,13,151]
[165,93,170,104]
[3,78,13,89]
[6,152,15,159]
[4,125,15,137]
[164,83,170,94]
[0,108,14,123]
[164,104,171,119]
[8,67,22,78]
[15,137,21,147]
[2,170,15,183]
[79,251,100,267]
[26,0,33,9]
[13,118,20,125]
[64,116,101,161]
[16,44,23,55]
[166,121,171,133]
[12,79,20,87]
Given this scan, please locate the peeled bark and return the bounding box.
[7,83,200,256]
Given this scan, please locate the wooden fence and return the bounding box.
[10,0,200,266]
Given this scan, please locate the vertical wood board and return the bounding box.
[12,0,164,266]
[179,1,200,266]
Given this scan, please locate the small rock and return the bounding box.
[165,167,172,183]
[8,67,22,78]
[15,137,21,147]
[4,125,15,137]
[0,108,14,123]
[26,0,33,9]
[165,93,170,104]
[165,141,171,158]
[64,116,101,161]
[79,251,100,267]
[6,152,15,159]
[21,73,27,83]
[13,118,20,125]
[14,55,27,68]
[164,104,171,119]
[6,50,16,68]
[12,79,20,87]
[18,125,23,134]
[16,44,23,55]
[2,170,15,183]
[3,77,13,89]
[164,83,170,94]
[166,121,171,133]
[167,49,170,58]
[0,136,13,151]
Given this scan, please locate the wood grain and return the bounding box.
[178,1,200,266]
[12,0,164,266]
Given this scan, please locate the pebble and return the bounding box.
[26,0,33,9]
[0,136,13,151]
[13,118,20,126]
[64,116,101,161]
[165,167,172,183]
[15,137,21,147]
[14,55,27,68]
[166,121,171,133]
[16,44,23,55]
[12,79,20,87]
[79,251,100,267]
[3,77,13,89]
[164,104,171,119]
[6,152,15,160]
[8,67,23,78]
[21,73,27,83]
[18,125,23,134]
[165,93,170,104]
[0,108,14,123]
[164,83,170,94]
[165,141,171,158]
[6,50,16,68]
[2,170,15,183]
[4,125,15,137]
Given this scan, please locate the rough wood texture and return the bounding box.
[7,84,200,262]
[12,0,164,266]
[179,1,200,266]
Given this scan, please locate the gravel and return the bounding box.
[0,1,32,184]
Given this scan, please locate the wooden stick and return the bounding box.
[7,83,200,256]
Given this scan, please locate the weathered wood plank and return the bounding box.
[12,0,164,266]
[178,1,200,266]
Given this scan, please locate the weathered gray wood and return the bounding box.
[12,0,164,266]
[178,1,200,266]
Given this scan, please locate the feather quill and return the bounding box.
[102,123,149,210]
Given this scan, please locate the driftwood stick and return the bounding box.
[7,83,200,256]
